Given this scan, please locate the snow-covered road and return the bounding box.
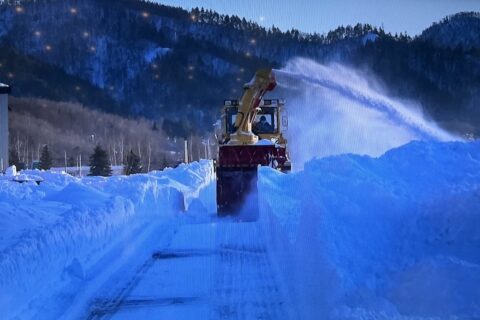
[85,219,294,320]
[3,141,480,320]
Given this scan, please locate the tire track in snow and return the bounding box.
[84,220,293,320]
[86,226,180,319]
[211,222,288,320]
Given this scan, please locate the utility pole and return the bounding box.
[147,142,152,172]
[0,83,10,172]
[189,136,193,162]
[207,138,210,159]
[204,142,207,159]
[79,154,82,177]
[184,139,188,164]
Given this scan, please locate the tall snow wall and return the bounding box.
[259,141,480,320]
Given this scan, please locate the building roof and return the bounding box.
[0,83,11,94]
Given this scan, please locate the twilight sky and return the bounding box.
[154,0,480,35]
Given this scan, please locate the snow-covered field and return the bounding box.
[259,140,480,319]
[1,140,480,320]
[0,161,214,319]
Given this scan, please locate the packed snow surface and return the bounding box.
[0,161,214,319]
[259,140,480,319]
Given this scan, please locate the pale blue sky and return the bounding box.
[154,0,480,35]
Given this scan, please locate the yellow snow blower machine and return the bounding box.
[215,69,291,217]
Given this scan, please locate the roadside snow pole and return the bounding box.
[0,83,10,173]
[64,151,67,173]
[184,139,188,164]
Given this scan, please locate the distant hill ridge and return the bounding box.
[420,11,480,50]
[0,0,479,136]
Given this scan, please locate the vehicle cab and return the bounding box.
[217,99,288,146]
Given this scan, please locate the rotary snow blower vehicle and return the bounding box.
[215,69,291,217]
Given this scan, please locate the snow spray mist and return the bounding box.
[272,58,458,170]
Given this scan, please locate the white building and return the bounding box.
[0,83,10,172]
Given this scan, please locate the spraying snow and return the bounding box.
[274,58,458,169]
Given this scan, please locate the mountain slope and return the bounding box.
[420,12,480,50]
[0,44,124,114]
[0,1,479,136]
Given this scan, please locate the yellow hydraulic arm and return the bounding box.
[228,69,276,145]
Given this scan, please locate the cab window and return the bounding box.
[253,108,277,134]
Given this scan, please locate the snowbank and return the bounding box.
[0,160,214,319]
[259,141,480,319]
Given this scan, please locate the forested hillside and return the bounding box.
[8,97,184,169]
[0,0,479,137]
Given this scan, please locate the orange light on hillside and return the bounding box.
[34,31,41,37]
[45,45,52,51]
[15,6,24,13]
[142,12,149,18]
[70,8,78,15]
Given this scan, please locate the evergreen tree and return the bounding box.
[88,145,112,177]
[39,145,53,170]
[124,150,143,175]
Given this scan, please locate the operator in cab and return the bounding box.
[253,115,273,133]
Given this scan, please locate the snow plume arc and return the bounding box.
[273,58,457,169]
